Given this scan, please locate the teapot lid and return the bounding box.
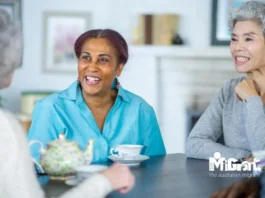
[59,133,65,140]
[47,133,77,147]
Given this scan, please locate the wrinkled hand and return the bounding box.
[101,163,135,194]
[210,177,260,198]
[235,79,258,102]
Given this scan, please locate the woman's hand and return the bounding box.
[101,163,135,194]
[210,177,260,198]
[235,79,259,102]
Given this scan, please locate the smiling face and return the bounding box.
[78,38,124,97]
[230,20,265,73]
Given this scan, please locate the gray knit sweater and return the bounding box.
[186,77,265,160]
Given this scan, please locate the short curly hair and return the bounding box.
[0,8,22,88]
[228,1,265,37]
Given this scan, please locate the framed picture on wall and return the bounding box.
[0,0,22,22]
[211,0,245,45]
[42,12,91,73]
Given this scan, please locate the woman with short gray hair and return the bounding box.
[0,8,134,198]
[229,0,265,37]
[186,1,265,162]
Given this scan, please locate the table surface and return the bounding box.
[40,153,253,198]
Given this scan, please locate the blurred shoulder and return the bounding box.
[0,108,18,127]
[0,108,24,137]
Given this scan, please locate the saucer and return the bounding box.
[65,178,79,186]
[108,155,149,166]
[75,165,108,182]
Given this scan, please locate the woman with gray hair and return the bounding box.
[0,8,134,198]
[186,1,265,162]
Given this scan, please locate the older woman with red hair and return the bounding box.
[28,29,166,164]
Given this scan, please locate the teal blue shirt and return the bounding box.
[27,80,166,163]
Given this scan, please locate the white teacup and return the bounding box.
[110,144,143,158]
[75,165,108,182]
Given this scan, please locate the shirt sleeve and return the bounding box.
[60,174,112,198]
[186,80,251,160]
[27,101,63,163]
[141,105,166,156]
[246,96,265,152]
